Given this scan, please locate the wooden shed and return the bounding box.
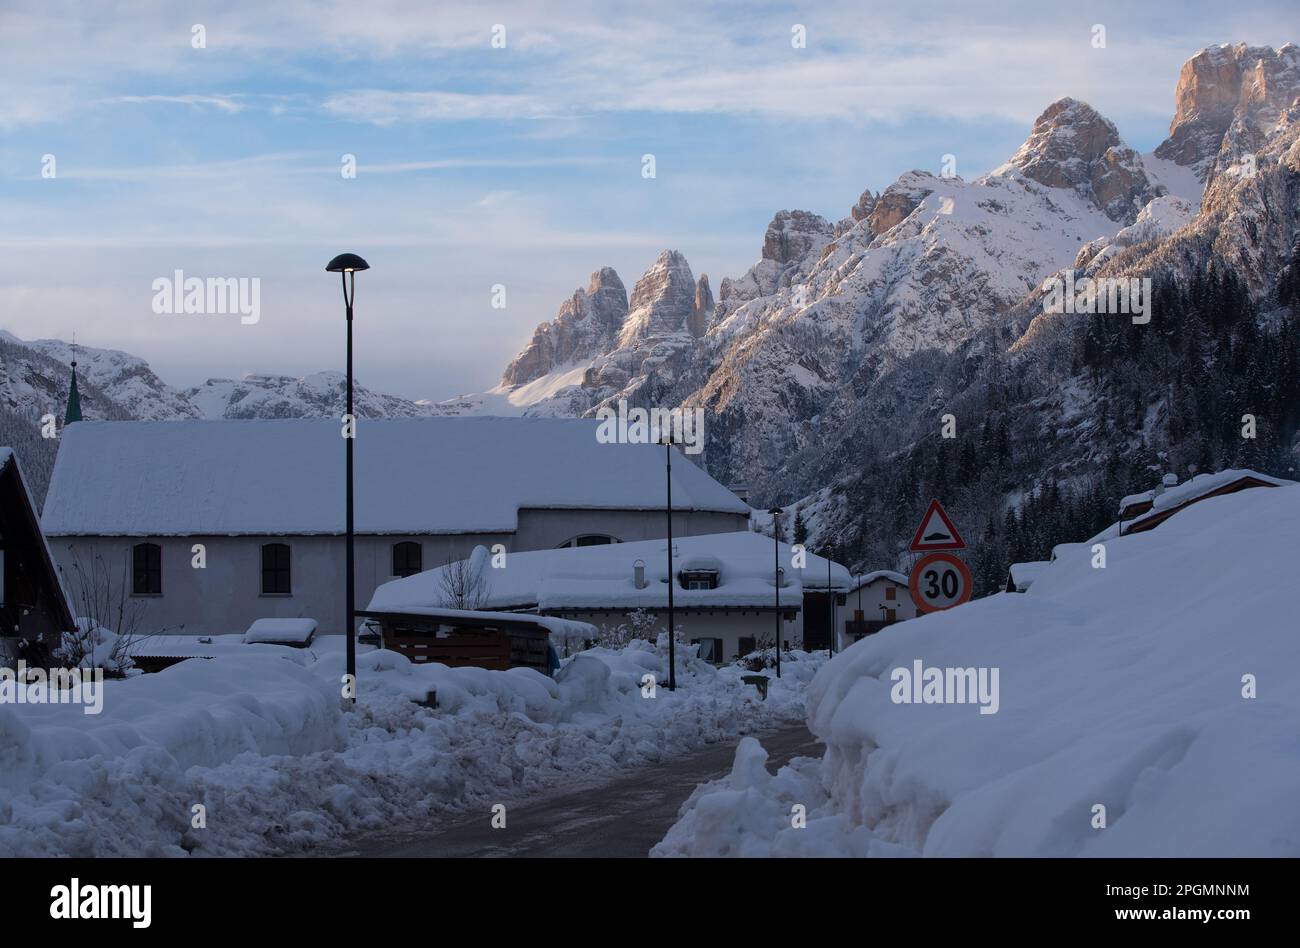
[356,607,594,673]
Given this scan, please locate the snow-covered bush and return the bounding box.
[54,548,173,674]
[55,619,135,676]
[592,607,658,649]
[735,646,818,673]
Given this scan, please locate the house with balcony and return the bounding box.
[841,570,915,643]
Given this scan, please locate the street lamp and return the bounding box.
[768,507,783,679]
[662,433,676,691]
[826,543,835,657]
[326,252,369,702]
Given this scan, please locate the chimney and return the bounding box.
[633,559,647,589]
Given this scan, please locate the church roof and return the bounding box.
[64,361,82,424]
[41,418,750,536]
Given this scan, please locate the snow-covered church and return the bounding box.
[40,417,752,637]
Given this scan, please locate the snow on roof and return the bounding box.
[1085,522,1122,544]
[848,569,908,591]
[368,531,853,614]
[1118,489,1154,511]
[1124,469,1294,529]
[1007,561,1049,589]
[1049,542,1087,562]
[244,618,318,645]
[40,419,749,536]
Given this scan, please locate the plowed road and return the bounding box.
[337,724,818,858]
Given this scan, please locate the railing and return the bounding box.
[844,619,895,639]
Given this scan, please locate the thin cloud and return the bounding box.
[362,157,610,173]
[109,94,247,114]
[323,90,553,124]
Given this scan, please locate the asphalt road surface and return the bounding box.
[339,723,819,858]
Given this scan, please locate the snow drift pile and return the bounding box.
[0,635,820,857]
[655,485,1300,857]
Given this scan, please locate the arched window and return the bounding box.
[392,541,423,578]
[261,543,291,595]
[132,542,162,595]
[554,534,621,549]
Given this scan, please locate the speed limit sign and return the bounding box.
[909,552,973,613]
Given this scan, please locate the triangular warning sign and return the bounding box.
[909,499,965,551]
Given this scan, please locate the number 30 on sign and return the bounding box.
[909,552,973,613]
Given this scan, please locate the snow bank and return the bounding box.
[0,635,823,856]
[0,654,344,856]
[656,485,1300,857]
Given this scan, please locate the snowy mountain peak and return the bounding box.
[184,372,437,420]
[500,266,629,387]
[994,97,1161,223]
[761,210,834,265]
[617,249,700,348]
[3,334,200,422]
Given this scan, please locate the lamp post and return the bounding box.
[768,507,783,679]
[826,543,835,657]
[662,434,676,691]
[326,252,369,702]
[856,571,863,640]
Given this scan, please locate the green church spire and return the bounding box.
[64,342,82,424]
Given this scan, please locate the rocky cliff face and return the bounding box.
[617,250,700,348]
[501,268,628,387]
[1155,43,1300,185]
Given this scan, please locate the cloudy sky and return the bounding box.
[1,1,1295,401]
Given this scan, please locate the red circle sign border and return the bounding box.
[909,552,974,613]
